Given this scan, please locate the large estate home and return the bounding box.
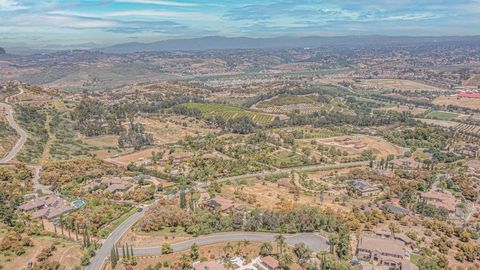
[356,234,418,270]
[19,195,75,221]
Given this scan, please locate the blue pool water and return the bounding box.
[71,200,85,207]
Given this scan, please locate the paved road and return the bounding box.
[87,209,146,270]
[87,161,365,269]
[132,232,329,256]
[0,87,27,164]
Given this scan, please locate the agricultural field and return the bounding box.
[425,111,459,121]
[257,96,353,115]
[432,95,480,110]
[183,102,276,125]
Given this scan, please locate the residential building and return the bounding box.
[207,196,235,212]
[350,180,380,197]
[384,203,409,215]
[260,256,280,270]
[19,195,74,221]
[356,235,406,269]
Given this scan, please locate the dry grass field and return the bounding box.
[356,79,444,92]
[308,135,404,159]
[433,95,480,110]
[221,179,344,211]
[120,228,193,248]
[378,105,427,115]
[82,135,120,148]
[107,147,164,167]
[138,115,219,145]
[1,236,81,270]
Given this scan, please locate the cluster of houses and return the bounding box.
[193,256,281,270]
[83,176,134,194]
[356,231,418,270]
[18,195,81,221]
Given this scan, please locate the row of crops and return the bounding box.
[183,102,274,125]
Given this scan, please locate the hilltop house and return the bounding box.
[350,180,380,197]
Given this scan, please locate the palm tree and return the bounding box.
[278,253,293,270]
[329,233,339,256]
[260,242,273,256]
[223,242,234,257]
[275,234,286,255]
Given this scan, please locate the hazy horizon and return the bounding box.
[1,0,480,49]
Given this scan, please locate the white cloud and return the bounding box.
[0,0,26,11]
[114,0,196,7]
[9,14,118,29]
[107,10,219,20]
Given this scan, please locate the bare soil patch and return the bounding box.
[433,95,480,110]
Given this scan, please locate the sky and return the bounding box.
[1,0,480,48]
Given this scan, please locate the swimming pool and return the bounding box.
[71,200,86,207]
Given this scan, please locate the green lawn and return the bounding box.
[267,151,308,168]
[183,102,274,125]
[426,111,458,121]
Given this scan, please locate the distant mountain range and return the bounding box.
[2,35,480,55]
[97,35,480,54]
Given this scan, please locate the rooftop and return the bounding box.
[261,256,280,269]
[357,235,404,257]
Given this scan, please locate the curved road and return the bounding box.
[132,232,329,256]
[0,87,27,164]
[88,161,366,270]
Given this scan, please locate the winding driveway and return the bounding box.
[132,232,330,256]
[0,87,27,164]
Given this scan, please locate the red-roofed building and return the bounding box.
[457,93,480,99]
[260,256,280,270]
